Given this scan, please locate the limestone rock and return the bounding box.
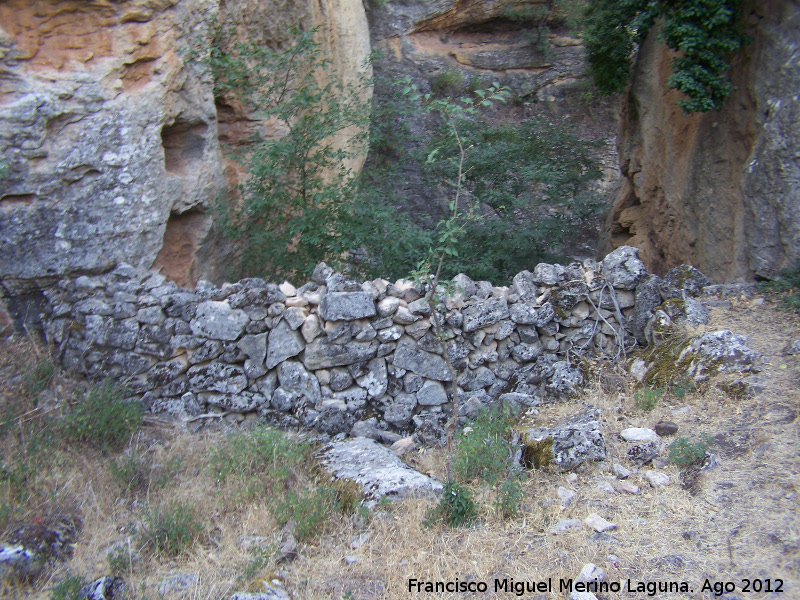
[318,437,443,498]
[416,380,448,406]
[318,291,376,321]
[462,298,509,332]
[601,246,647,290]
[584,513,616,533]
[392,337,452,381]
[303,338,379,370]
[620,428,659,443]
[266,319,305,369]
[678,330,761,381]
[522,407,606,471]
[191,301,249,341]
[188,363,247,394]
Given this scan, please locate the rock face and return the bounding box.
[0,0,372,327]
[0,0,224,293]
[602,0,800,281]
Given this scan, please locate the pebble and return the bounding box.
[613,463,632,479]
[654,420,679,436]
[557,486,578,506]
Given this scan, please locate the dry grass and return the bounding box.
[1,296,798,599]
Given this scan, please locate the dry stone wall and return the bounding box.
[42,246,652,440]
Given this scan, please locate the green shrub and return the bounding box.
[423,480,477,528]
[453,406,516,484]
[110,451,148,494]
[668,435,711,468]
[634,386,664,411]
[60,380,142,452]
[494,475,524,520]
[49,573,88,600]
[139,501,202,558]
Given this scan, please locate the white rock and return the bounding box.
[584,513,616,532]
[620,427,659,443]
[279,281,297,297]
[645,470,671,487]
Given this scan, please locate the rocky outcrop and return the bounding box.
[603,0,800,282]
[0,0,225,293]
[0,0,372,328]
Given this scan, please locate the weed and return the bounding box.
[60,380,142,452]
[423,480,477,528]
[139,501,202,558]
[48,573,87,600]
[668,435,711,468]
[430,69,464,95]
[110,450,148,494]
[494,475,524,520]
[23,356,56,399]
[758,261,800,312]
[453,406,516,484]
[209,426,310,499]
[238,543,276,587]
[634,386,664,411]
[107,544,135,575]
[272,486,340,542]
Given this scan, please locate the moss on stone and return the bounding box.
[521,436,553,470]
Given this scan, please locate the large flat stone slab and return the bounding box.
[318,437,443,499]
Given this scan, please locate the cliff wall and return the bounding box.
[603,0,800,282]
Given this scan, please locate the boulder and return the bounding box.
[521,407,606,471]
[318,437,443,498]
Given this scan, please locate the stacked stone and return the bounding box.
[40,246,650,437]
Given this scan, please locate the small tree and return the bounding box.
[209,28,371,279]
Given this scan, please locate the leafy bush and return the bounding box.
[634,386,664,411]
[139,501,202,558]
[424,480,477,528]
[453,406,517,484]
[583,0,750,112]
[668,435,711,468]
[60,380,142,452]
